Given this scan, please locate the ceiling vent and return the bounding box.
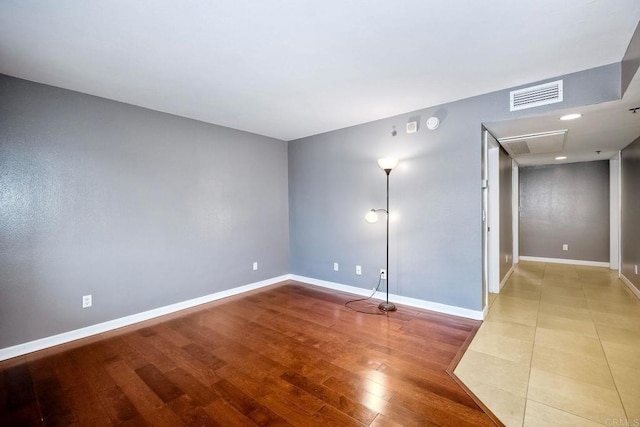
[504,140,531,155]
[498,130,568,158]
[510,80,563,111]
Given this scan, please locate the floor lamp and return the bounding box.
[365,157,399,312]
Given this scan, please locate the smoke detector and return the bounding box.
[426,117,440,130]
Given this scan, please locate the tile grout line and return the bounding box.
[499,263,541,426]
[584,270,631,423]
[463,266,539,426]
[482,262,634,426]
[527,263,613,426]
[519,263,545,427]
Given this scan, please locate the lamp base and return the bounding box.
[378,302,397,312]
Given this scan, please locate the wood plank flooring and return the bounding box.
[1,281,495,426]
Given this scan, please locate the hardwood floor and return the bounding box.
[1,281,495,426]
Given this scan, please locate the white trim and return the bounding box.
[499,265,515,291]
[482,129,489,313]
[0,275,289,361]
[289,274,485,320]
[620,274,640,300]
[512,162,519,263]
[488,143,500,294]
[617,151,622,273]
[482,304,489,319]
[519,256,609,268]
[1,273,487,361]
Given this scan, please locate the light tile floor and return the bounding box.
[455,261,640,426]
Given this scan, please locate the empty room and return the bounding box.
[2,2,640,426]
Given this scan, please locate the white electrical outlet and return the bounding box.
[356,265,362,275]
[333,262,339,271]
[380,269,387,280]
[253,262,258,271]
[636,264,638,275]
[82,295,92,309]
[562,244,569,251]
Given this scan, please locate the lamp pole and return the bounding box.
[379,168,397,312]
[366,158,398,312]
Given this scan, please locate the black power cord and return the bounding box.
[345,272,385,315]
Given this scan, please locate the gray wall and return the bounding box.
[289,64,622,311]
[499,147,513,280]
[0,75,289,349]
[622,21,640,96]
[0,61,625,349]
[621,136,640,292]
[519,161,610,262]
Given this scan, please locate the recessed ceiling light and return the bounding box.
[560,113,582,121]
[555,156,567,160]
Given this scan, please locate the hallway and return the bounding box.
[454,261,640,426]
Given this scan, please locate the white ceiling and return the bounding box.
[1,1,639,141]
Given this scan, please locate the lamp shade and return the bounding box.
[377,157,399,171]
[365,210,379,223]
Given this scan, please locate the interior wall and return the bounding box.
[610,155,621,270]
[0,61,624,349]
[622,21,640,95]
[289,64,622,312]
[499,146,513,281]
[621,135,640,291]
[0,75,289,349]
[519,161,610,263]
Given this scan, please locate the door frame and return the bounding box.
[482,127,501,312]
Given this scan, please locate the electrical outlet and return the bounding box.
[506,255,509,263]
[82,295,92,309]
[636,264,638,275]
[380,269,387,280]
[253,262,258,271]
[356,265,362,275]
[562,244,569,251]
[333,262,339,271]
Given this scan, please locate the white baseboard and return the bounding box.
[620,274,640,300]
[519,256,609,268]
[499,265,515,291]
[289,274,484,320]
[1,273,486,361]
[0,275,289,362]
